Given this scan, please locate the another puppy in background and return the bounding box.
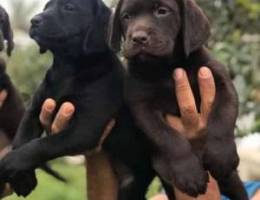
[0,58,24,198]
[109,0,248,199]
[0,5,65,195]
[0,5,14,56]
[0,4,23,142]
[0,59,24,144]
[0,4,23,195]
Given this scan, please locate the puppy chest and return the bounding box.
[46,78,84,103]
[150,78,201,116]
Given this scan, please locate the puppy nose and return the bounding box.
[132,31,149,45]
[31,16,43,26]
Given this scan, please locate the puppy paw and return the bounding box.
[173,155,208,197]
[204,140,239,179]
[10,171,37,197]
[153,154,208,197]
[0,150,33,178]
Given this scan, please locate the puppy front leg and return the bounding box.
[130,103,208,197]
[0,109,42,197]
[202,71,239,176]
[0,113,110,196]
[218,171,248,200]
[204,93,248,199]
[12,81,48,149]
[12,110,43,149]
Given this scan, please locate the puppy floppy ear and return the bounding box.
[83,0,111,54]
[108,0,123,53]
[181,0,210,56]
[3,11,14,56]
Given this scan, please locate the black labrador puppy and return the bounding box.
[109,0,248,199]
[0,0,159,199]
[0,5,14,56]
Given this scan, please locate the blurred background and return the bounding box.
[0,0,260,199]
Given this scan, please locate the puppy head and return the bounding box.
[109,0,210,61]
[30,0,110,55]
[0,6,14,56]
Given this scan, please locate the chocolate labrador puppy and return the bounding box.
[109,0,248,199]
[0,0,160,199]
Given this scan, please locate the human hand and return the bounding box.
[166,67,216,140]
[167,67,220,200]
[40,99,117,200]
[1,98,115,198]
[39,98,115,153]
[39,99,75,134]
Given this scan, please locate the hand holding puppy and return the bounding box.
[0,98,75,198]
[167,67,216,140]
[168,67,219,200]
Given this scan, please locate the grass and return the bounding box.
[4,160,161,200]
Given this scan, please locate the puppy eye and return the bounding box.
[121,13,131,21]
[64,3,76,12]
[154,6,171,17]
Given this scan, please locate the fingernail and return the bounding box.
[64,106,74,116]
[174,68,184,80]
[199,67,211,79]
[46,104,55,112]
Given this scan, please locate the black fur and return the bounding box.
[0,0,161,199]
[0,5,14,56]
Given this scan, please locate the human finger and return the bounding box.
[174,68,199,128]
[39,99,56,131]
[166,115,184,133]
[198,67,216,121]
[51,102,75,134]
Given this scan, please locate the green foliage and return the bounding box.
[6,44,51,101]
[5,161,86,200]
[198,0,260,135]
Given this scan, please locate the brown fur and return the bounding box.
[109,0,248,199]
